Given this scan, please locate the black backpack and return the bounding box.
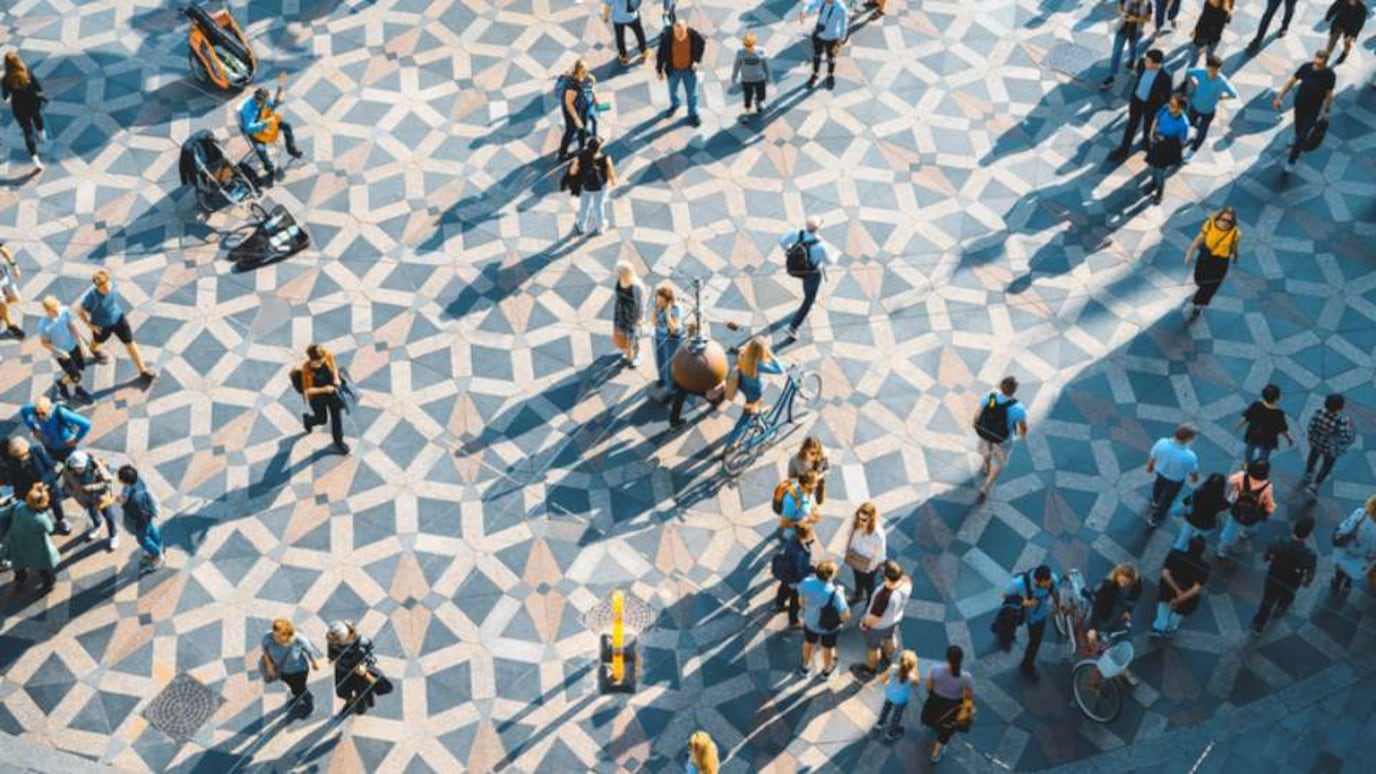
[817,587,844,630]
[289,367,305,394]
[1230,476,1270,526]
[974,393,1016,443]
[785,231,817,278]
[989,572,1031,646]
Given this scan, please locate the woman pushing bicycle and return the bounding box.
[722,336,783,451]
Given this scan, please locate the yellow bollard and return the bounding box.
[611,590,625,684]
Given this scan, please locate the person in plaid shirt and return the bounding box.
[1302,393,1355,495]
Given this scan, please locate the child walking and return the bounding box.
[875,649,920,741]
[731,32,772,119]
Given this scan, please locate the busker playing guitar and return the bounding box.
[238,71,304,183]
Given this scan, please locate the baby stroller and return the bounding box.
[179,130,261,213]
[185,3,257,91]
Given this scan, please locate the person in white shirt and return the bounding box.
[852,561,911,679]
[1331,495,1376,593]
[844,502,886,604]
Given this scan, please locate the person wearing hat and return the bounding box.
[238,71,304,182]
[326,620,381,716]
[4,483,62,594]
[60,450,117,550]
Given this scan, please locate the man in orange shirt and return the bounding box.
[655,21,705,127]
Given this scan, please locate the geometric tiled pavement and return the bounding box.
[1,0,1374,772]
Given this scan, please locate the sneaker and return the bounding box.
[74,386,93,403]
[885,730,901,741]
[1334,51,1348,66]
[1183,147,1196,162]
[302,413,313,433]
[1148,516,1162,527]
[688,115,701,128]
[574,223,585,235]
[108,535,119,552]
[599,220,609,233]
[1100,76,1116,89]
[850,664,876,680]
[931,746,945,763]
[618,54,630,66]
[820,665,836,678]
[140,369,157,382]
[32,154,44,171]
[1153,190,1163,205]
[274,168,286,182]
[1284,159,1297,174]
[783,327,798,342]
[1148,628,1166,640]
[666,105,679,118]
[630,354,641,367]
[6,326,23,339]
[825,75,835,90]
[1277,27,1288,37]
[39,127,49,142]
[1246,40,1261,55]
[806,75,818,89]
[335,441,351,455]
[54,521,73,536]
[797,665,810,677]
[757,102,766,113]
[1187,306,1202,322]
[92,350,111,364]
[288,147,304,160]
[84,525,102,542]
[1305,483,1319,496]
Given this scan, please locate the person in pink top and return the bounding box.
[1217,460,1275,560]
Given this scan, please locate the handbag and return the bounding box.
[368,667,394,696]
[844,546,870,572]
[942,698,976,733]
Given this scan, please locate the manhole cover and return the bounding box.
[143,672,224,744]
[1043,42,1100,79]
[583,593,657,634]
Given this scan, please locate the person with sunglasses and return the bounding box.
[1183,207,1240,321]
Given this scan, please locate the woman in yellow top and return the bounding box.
[1183,206,1240,321]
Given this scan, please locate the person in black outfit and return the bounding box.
[2,51,48,171]
[1110,49,1173,160]
[326,620,380,715]
[1250,517,1317,634]
[300,344,350,454]
[774,524,816,627]
[1248,0,1300,53]
[3,437,71,535]
[1325,0,1368,65]
[1273,50,1337,171]
[1089,563,1142,634]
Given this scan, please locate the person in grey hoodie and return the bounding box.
[731,32,772,119]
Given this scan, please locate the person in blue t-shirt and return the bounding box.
[797,559,849,677]
[237,72,304,182]
[75,270,156,381]
[973,376,1029,499]
[723,336,784,450]
[1005,564,1060,679]
[1183,56,1236,159]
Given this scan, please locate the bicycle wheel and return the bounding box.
[1053,609,1070,641]
[1071,661,1122,722]
[787,371,823,423]
[722,423,766,476]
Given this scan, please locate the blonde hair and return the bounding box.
[571,58,589,79]
[92,269,110,285]
[896,649,919,683]
[1109,562,1138,587]
[2,52,31,91]
[738,336,772,379]
[852,502,877,535]
[615,261,636,284]
[815,559,838,581]
[41,295,60,313]
[798,436,823,460]
[271,619,296,639]
[1366,494,1376,519]
[743,32,757,47]
[688,731,719,774]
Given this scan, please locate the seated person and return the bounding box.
[238,72,303,181]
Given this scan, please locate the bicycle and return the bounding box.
[1070,627,1135,723]
[1053,568,1090,657]
[721,364,822,475]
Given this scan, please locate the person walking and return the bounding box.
[1145,94,1188,204]
[603,0,649,66]
[1146,424,1200,527]
[1324,0,1368,65]
[326,620,381,716]
[1216,459,1276,561]
[36,296,93,402]
[973,376,1029,500]
[1331,495,1376,593]
[844,503,886,605]
[2,51,49,171]
[922,645,975,764]
[1182,206,1240,320]
[1109,49,1173,161]
[800,0,849,90]
[651,284,684,391]
[75,270,156,381]
[773,522,816,627]
[1006,565,1059,679]
[787,436,829,504]
[873,649,919,741]
[60,451,118,550]
[569,137,616,236]
[723,336,784,449]
[117,464,164,569]
[1236,383,1293,464]
[20,395,91,463]
[556,59,598,161]
[779,216,834,343]
[260,619,322,718]
[0,242,24,339]
[1247,0,1300,52]
[1172,472,1229,550]
[4,437,71,535]
[798,559,849,678]
[853,561,910,680]
[611,262,647,367]
[656,21,705,127]
[1150,536,1210,638]
[1187,0,1233,70]
[1182,56,1237,160]
[3,483,61,594]
[1302,393,1356,495]
[1250,516,1316,634]
[1102,0,1154,88]
[238,72,304,182]
[686,730,720,774]
[731,32,772,119]
[1153,0,1183,33]
[1272,50,1336,175]
[299,344,350,454]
